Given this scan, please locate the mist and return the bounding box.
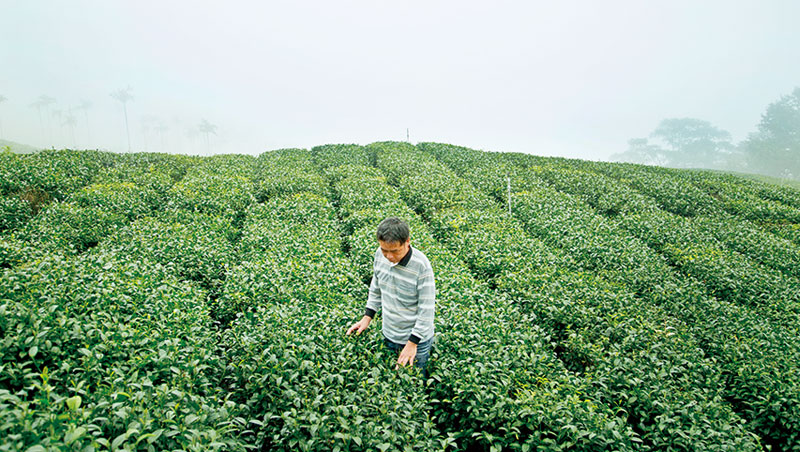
[1,0,798,164]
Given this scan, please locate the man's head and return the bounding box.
[376,217,410,264]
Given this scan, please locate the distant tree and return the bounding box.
[77,100,92,147]
[613,118,735,169]
[155,120,169,151]
[140,115,158,151]
[186,125,198,149]
[63,109,78,148]
[0,94,6,139]
[650,118,734,168]
[198,119,217,154]
[110,87,134,152]
[743,87,800,180]
[30,95,56,143]
[52,109,63,145]
[172,116,184,153]
[610,138,668,166]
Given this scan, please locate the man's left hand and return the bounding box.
[395,342,418,369]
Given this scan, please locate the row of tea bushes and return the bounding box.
[502,154,800,280]
[1,152,203,269]
[724,174,800,210]
[508,191,800,451]
[317,152,638,451]
[691,213,800,279]
[385,142,760,450]
[0,250,248,451]
[474,148,800,316]
[1,152,263,450]
[218,188,442,451]
[587,161,721,218]
[0,197,32,233]
[678,168,800,223]
[366,142,497,219]
[254,149,329,202]
[312,144,373,170]
[0,153,263,450]
[97,212,236,298]
[0,149,110,202]
[529,167,661,217]
[166,156,256,233]
[584,160,800,245]
[0,150,199,235]
[616,210,800,318]
[680,170,800,247]
[426,142,800,451]
[3,181,159,265]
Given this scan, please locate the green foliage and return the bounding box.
[312,143,374,169]
[68,182,156,220]
[0,149,110,201]
[418,142,763,450]
[0,196,32,233]
[15,201,128,255]
[98,213,236,293]
[218,190,440,451]
[2,145,799,451]
[255,149,328,201]
[0,252,247,451]
[610,118,741,171]
[594,162,721,217]
[324,157,637,451]
[744,87,800,179]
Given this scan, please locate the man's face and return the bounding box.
[378,238,410,264]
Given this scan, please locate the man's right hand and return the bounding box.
[346,315,372,336]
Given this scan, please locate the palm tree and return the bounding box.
[77,100,92,147]
[0,95,7,140]
[186,125,198,152]
[110,87,134,152]
[155,120,169,151]
[63,109,78,149]
[140,115,157,151]
[30,95,56,144]
[197,119,217,154]
[172,116,184,153]
[52,109,63,146]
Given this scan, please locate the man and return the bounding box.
[346,217,435,377]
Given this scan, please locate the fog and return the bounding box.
[1,0,798,162]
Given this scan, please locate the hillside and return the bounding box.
[0,138,39,154]
[1,143,799,451]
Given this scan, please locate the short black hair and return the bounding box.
[376,217,409,243]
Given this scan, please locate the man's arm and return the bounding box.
[346,252,382,336]
[365,271,382,318]
[408,266,435,345]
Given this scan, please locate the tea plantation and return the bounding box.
[1,143,799,451]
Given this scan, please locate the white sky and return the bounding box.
[1,0,798,159]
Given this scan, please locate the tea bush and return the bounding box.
[0,197,32,233]
[218,191,440,451]
[323,156,638,451]
[3,145,799,451]
[384,142,760,450]
[0,251,248,451]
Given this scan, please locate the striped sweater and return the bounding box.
[364,245,436,345]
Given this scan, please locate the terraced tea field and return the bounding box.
[1,143,799,451]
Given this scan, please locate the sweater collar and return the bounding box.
[397,244,413,267]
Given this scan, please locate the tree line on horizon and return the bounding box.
[611,87,800,181]
[0,87,219,155]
